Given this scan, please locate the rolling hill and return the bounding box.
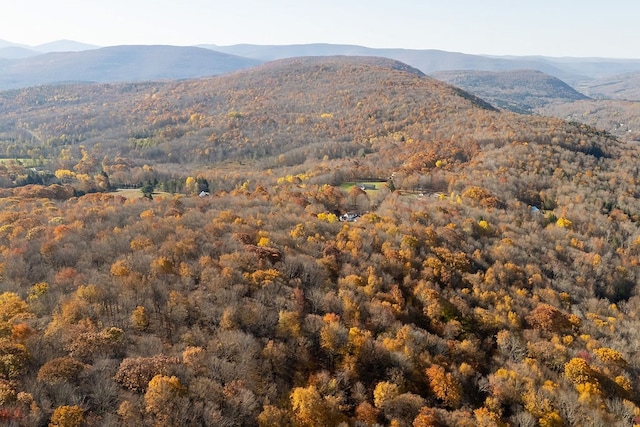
[431,69,590,113]
[0,56,640,425]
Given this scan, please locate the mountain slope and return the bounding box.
[0,45,261,90]
[538,99,640,142]
[432,69,589,113]
[0,55,499,167]
[577,71,640,101]
[0,46,39,59]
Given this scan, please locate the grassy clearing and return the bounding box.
[0,158,43,167]
[339,181,387,195]
[114,188,175,199]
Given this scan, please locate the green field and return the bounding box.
[339,180,387,195]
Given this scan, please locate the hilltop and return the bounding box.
[0,56,640,426]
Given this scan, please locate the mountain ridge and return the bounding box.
[431,69,590,113]
[205,43,640,82]
[1,40,640,90]
[0,45,261,90]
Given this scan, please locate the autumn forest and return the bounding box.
[0,56,639,426]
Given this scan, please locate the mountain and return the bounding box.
[0,39,98,58]
[576,71,640,101]
[0,56,497,165]
[0,56,639,425]
[33,39,99,52]
[537,56,640,79]
[1,40,640,92]
[0,39,38,59]
[0,39,27,49]
[0,46,39,59]
[205,43,585,83]
[204,43,640,84]
[431,69,589,113]
[0,45,261,90]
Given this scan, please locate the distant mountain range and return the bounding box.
[0,39,98,59]
[0,45,260,90]
[1,39,640,98]
[576,72,640,101]
[204,43,640,83]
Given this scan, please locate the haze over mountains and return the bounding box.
[0,45,260,90]
[1,39,640,91]
[206,43,640,83]
[0,39,98,59]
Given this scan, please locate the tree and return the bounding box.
[140,181,155,198]
[413,407,442,427]
[144,375,187,426]
[290,385,345,427]
[0,339,28,380]
[257,405,291,427]
[564,358,597,387]
[114,356,178,392]
[425,365,462,408]
[0,292,29,324]
[49,405,84,427]
[373,381,400,409]
[130,305,150,331]
[37,357,85,385]
[185,176,196,194]
[525,304,572,334]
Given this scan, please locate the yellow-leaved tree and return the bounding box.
[144,375,187,426]
[49,405,84,427]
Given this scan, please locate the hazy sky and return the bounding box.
[2,0,639,58]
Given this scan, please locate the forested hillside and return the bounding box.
[538,99,640,143]
[0,57,640,426]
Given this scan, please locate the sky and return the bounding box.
[2,0,639,58]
